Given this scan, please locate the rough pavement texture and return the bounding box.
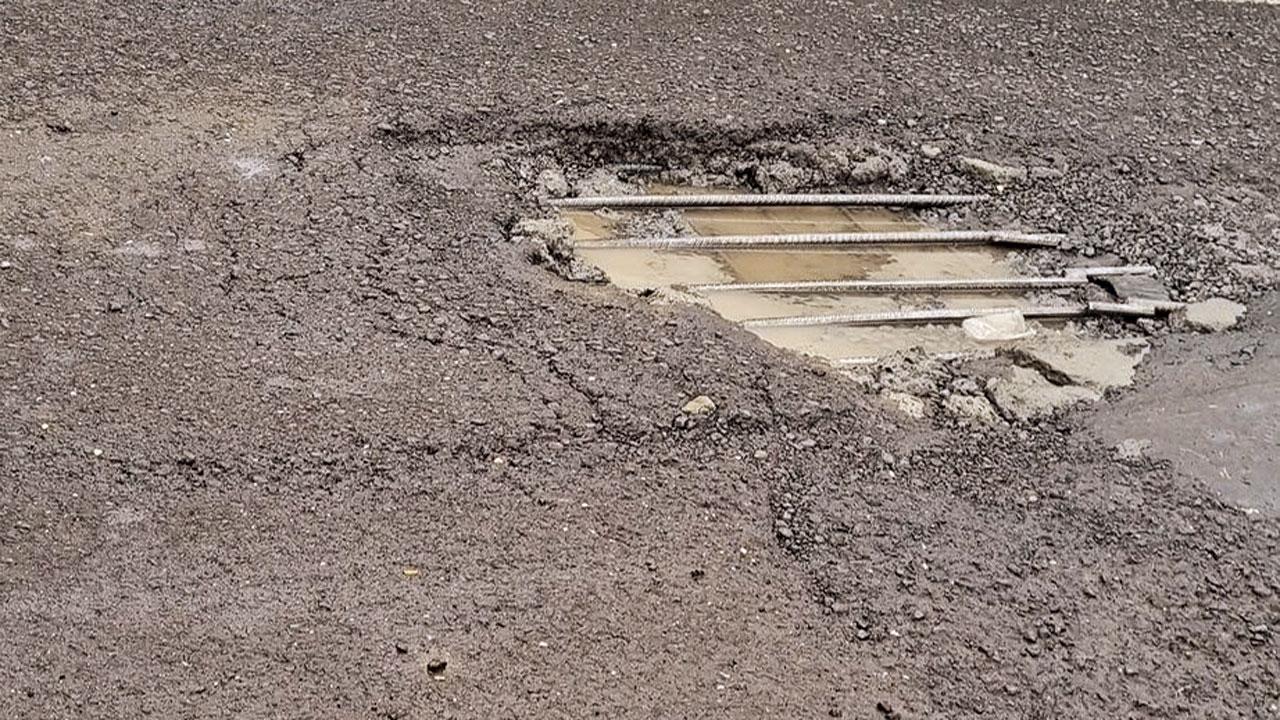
[2,1,1279,719]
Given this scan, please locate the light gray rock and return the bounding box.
[987,367,1100,421]
[682,395,717,416]
[1184,298,1246,332]
[943,394,1003,425]
[958,156,1027,185]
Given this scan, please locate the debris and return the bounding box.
[987,366,1100,421]
[536,168,569,197]
[681,395,716,416]
[1183,298,1246,332]
[402,567,420,577]
[515,217,605,283]
[962,310,1034,342]
[883,391,927,419]
[426,656,447,676]
[958,156,1027,185]
[943,394,1002,425]
[1012,337,1149,392]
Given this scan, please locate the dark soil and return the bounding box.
[2,1,1279,718]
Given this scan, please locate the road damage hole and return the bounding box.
[513,157,1196,422]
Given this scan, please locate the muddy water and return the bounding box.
[564,200,1089,363]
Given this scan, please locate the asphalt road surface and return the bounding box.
[2,1,1279,718]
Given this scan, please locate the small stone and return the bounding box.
[682,395,716,416]
[0,261,12,270]
[1252,582,1274,598]
[752,449,768,460]
[426,657,447,675]
[920,144,943,159]
[856,629,870,641]
[798,438,816,449]
[1184,298,1246,332]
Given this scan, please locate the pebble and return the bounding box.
[752,449,768,460]
[681,395,716,416]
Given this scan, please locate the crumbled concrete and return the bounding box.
[958,156,1027,185]
[943,394,1003,425]
[1184,298,1246,332]
[744,140,906,192]
[987,366,1101,421]
[536,168,570,197]
[514,217,605,283]
[1095,274,1173,307]
[876,351,950,397]
[1013,337,1149,392]
[575,168,637,197]
[882,391,928,419]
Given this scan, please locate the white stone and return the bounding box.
[1184,298,1246,332]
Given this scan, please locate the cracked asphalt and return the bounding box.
[2,1,1279,718]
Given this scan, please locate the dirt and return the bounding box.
[2,1,1280,719]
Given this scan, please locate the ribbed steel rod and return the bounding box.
[551,193,989,209]
[575,230,1062,250]
[742,306,1089,329]
[693,275,1088,294]
[743,301,1161,328]
[1066,265,1157,278]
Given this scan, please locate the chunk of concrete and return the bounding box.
[943,394,1003,425]
[958,156,1027,185]
[882,391,928,419]
[1184,298,1246,332]
[987,366,1101,421]
[1013,337,1149,392]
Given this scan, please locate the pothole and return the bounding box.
[515,158,1192,423]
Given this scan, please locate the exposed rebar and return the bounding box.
[551,193,990,209]
[693,275,1088,294]
[1065,265,1157,278]
[575,230,1063,250]
[742,306,1090,329]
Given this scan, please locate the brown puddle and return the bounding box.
[561,192,1138,370]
